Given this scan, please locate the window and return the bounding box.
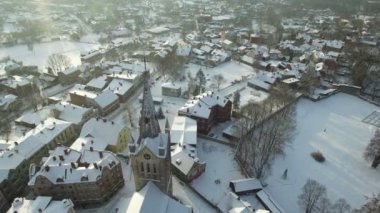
[147,163,150,173]
[140,162,144,172]
[153,164,157,173]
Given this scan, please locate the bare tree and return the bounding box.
[46,54,72,75]
[364,129,380,168]
[298,179,327,213]
[299,63,319,96]
[154,52,186,81]
[212,74,225,91]
[236,86,296,179]
[355,194,380,213]
[233,91,241,111]
[319,197,332,213]
[333,198,351,213]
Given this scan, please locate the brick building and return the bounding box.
[178,91,232,134]
[29,147,124,207]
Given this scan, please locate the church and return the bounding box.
[129,71,172,195]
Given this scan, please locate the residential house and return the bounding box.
[69,84,97,107]
[0,94,21,112]
[52,102,95,130]
[0,76,34,97]
[7,196,75,213]
[93,90,119,116]
[58,66,82,85]
[0,118,76,206]
[70,117,130,153]
[103,79,134,103]
[29,148,124,207]
[171,147,206,183]
[162,82,181,97]
[178,91,232,134]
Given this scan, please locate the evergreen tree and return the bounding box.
[195,69,206,94]
[364,129,380,168]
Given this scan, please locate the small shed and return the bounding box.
[229,178,262,195]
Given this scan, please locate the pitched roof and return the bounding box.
[139,71,161,140]
[94,90,119,108]
[170,116,197,146]
[126,182,191,213]
[179,91,230,119]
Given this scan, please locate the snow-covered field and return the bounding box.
[266,93,380,212]
[0,41,100,71]
[191,138,244,206]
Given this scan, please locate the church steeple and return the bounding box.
[139,70,161,140]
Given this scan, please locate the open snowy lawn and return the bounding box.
[191,138,244,206]
[266,93,380,212]
[184,61,255,89]
[0,41,100,71]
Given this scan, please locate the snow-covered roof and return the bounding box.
[86,75,109,90]
[69,84,97,99]
[8,196,74,213]
[1,75,31,89]
[61,66,79,75]
[94,90,119,108]
[170,116,197,146]
[248,78,271,91]
[0,149,25,182]
[15,109,51,127]
[179,91,230,119]
[324,40,344,50]
[54,102,92,125]
[137,133,169,159]
[104,79,133,96]
[29,148,119,185]
[73,118,126,152]
[256,190,285,213]
[0,94,18,110]
[281,78,299,84]
[43,146,81,167]
[176,41,192,56]
[146,26,170,34]
[126,181,191,213]
[171,147,204,175]
[162,82,181,90]
[230,178,262,193]
[0,118,72,182]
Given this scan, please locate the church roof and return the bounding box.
[126,181,191,213]
[139,71,161,140]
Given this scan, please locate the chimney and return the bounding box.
[99,151,103,159]
[59,155,64,161]
[53,156,57,161]
[90,147,94,151]
[45,165,50,172]
[65,169,67,179]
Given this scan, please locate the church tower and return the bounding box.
[129,71,172,195]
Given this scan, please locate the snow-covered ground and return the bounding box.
[266,93,380,212]
[191,138,245,206]
[0,41,100,71]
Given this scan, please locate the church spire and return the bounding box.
[139,69,161,140]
